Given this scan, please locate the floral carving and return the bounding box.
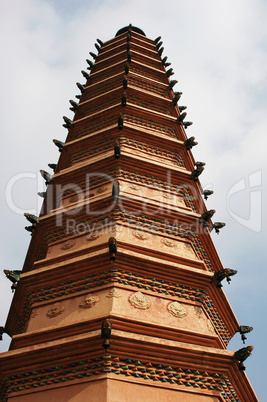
[129,292,151,310]
[106,288,121,298]
[163,192,172,199]
[47,302,65,318]
[167,301,187,318]
[132,230,149,241]
[97,185,108,194]
[30,308,38,319]
[129,184,139,190]
[109,224,123,234]
[79,293,99,309]
[161,238,176,248]
[61,239,76,250]
[87,232,101,241]
[195,306,203,316]
[178,242,194,258]
[69,194,78,203]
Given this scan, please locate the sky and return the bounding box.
[0,0,266,399]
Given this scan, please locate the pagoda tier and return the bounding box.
[0,25,257,401]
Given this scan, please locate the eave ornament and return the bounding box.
[87,232,101,241]
[61,239,76,250]
[47,302,65,318]
[79,293,99,309]
[129,292,151,310]
[132,230,149,241]
[106,288,121,298]
[167,301,187,318]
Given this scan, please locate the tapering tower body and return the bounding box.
[0,26,257,401]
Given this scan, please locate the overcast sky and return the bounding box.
[0,0,266,399]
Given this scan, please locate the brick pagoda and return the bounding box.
[0,25,258,401]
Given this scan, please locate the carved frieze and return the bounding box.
[46,302,65,318]
[61,239,76,250]
[132,230,149,241]
[163,192,172,199]
[106,288,121,298]
[129,184,139,190]
[129,292,151,310]
[97,185,108,194]
[167,301,187,318]
[69,194,79,203]
[161,238,176,248]
[109,224,123,234]
[87,232,101,241]
[79,293,99,309]
[30,308,38,319]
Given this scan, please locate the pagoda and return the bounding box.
[0,25,258,401]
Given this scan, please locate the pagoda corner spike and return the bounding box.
[211,222,226,234]
[101,318,112,351]
[108,237,117,263]
[53,138,65,152]
[238,326,253,344]
[234,346,254,371]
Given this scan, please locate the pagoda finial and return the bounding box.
[115,26,146,37]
